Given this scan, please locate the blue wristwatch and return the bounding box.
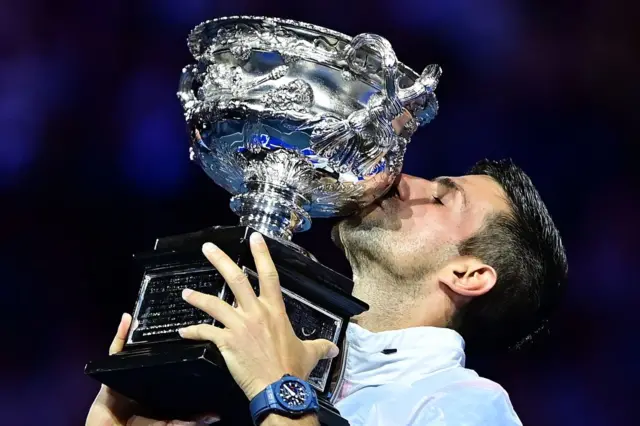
[249,374,320,425]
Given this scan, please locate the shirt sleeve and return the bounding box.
[346,379,523,426]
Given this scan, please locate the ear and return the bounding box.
[436,257,497,297]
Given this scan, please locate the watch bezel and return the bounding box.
[274,376,315,412]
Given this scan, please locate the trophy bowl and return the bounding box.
[85,16,441,426]
[179,15,441,241]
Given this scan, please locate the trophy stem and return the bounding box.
[230,182,311,241]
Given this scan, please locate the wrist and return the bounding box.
[261,412,319,426]
[244,370,290,400]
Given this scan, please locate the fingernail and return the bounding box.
[328,345,340,358]
[121,312,128,322]
[250,232,264,244]
[201,414,221,424]
[202,242,218,253]
[178,327,186,337]
[182,288,193,299]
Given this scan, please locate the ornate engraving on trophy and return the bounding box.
[191,18,340,65]
[261,79,314,112]
[127,266,225,345]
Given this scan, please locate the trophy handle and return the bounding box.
[344,34,442,127]
[398,64,442,104]
[177,64,199,110]
[343,34,403,135]
[312,33,442,160]
[344,34,402,114]
[311,34,403,158]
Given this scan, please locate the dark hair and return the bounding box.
[453,159,568,353]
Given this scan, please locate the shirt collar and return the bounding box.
[336,323,466,400]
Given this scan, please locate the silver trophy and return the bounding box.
[86,16,440,425]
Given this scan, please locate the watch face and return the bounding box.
[278,380,308,408]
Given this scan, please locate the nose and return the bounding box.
[395,173,434,201]
[395,173,414,201]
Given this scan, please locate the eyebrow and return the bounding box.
[434,177,467,207]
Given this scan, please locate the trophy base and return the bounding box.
[85,226,365,425]
[86,342,346,425]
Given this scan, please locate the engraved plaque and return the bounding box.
[128,267,225,345]
[126,263,342,392]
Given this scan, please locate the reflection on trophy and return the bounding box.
[85,16,440,425]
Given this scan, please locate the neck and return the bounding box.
[350,267,452,333]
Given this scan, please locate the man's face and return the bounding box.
[335,173,510,278]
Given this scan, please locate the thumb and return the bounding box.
[109,313,132,355]
[307,339,340,361]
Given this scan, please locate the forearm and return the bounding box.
[261,413,320,426]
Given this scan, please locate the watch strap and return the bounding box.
[250,384,281,425]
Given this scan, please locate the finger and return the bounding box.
[249,232,284,307]
[178,324,226,348]
[126,415,195,425]
[109,313,132,355]
[195,414,221,424]
[306,339,340,361]
[202,242,260,311]
[181,289,242,329]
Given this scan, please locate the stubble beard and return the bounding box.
[334,204,405,280]
[334,202,458,285]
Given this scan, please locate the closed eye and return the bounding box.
[432,195,444,205]
[433,177,467,208]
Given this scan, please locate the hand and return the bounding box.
[179,232,340,401]
[86,313,220,426]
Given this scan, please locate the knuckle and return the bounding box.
[216,335,231,351]
[261,270,279,281]
[198,325,214,340]
[265,304,287,320]
[244,316,267,334]
[191,325,205,339]
[205,249,223,261]
[229,273,247,286]
[276,309,289,322]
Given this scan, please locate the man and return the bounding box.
[86,157,567,425]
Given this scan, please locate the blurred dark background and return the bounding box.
[1,1,637,425]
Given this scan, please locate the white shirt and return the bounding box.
[333,323,523,426]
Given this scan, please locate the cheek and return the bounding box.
[456,206,488,241]
[406,205,463,244]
